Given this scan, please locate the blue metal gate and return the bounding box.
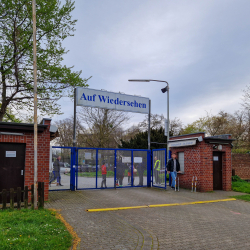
[76,148,151,190]
[49,147,152,191]
[49,146,168,191]
[49,146,75,191]
[152,149,167,189]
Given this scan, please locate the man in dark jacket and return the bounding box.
[167,153,181,189]
[116,158,125,186]
[136,161,146,186]
[53,156,63,186]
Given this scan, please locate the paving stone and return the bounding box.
[45,188,250,249]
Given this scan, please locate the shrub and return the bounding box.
[232,175,242,182]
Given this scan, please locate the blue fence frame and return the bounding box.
[152,148,167,189]
[51,146,167,191]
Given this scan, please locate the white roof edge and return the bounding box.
[169,136,203,142]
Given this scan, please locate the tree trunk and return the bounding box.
[0,64,7,122]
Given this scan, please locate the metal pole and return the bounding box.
[166,84,169,165]
[32,0,38,209]
[148,99,151,150]
[73,88,76,147]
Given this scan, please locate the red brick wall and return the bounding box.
[0,120,51,201]
[170,133,232,191]
[222,147,232,191]
[232,154,250,180]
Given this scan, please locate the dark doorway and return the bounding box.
[0,143,26,201]
[213,151,222,190]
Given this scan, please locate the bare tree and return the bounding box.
[204,111,230,136]
[180,111,230,136]
[138,114,165,130]
[138,114,182,136]
[53,118,84,147]
[169,117,183,136]
[120,125,141,143]
[77,107,130,148]
[241,84,250,110]
[228,110,247,148]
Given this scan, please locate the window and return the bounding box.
[178,152,184,173]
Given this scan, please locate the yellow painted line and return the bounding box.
[86,198,236,212]
[86,205,148,212]
[148,198,236,207]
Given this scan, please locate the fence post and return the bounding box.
[24,186,28,209]
[131,150,134,187]
[38,182,44,208]
[114,150,117,189]
[191,176,194,192]
[10,188,14,209]
[38,182,41,208]
[70,147,76,191]
[2,189,7,210]
[17,187,21,209]
[31,184,34,209]
[41,182,44,208]
[147,150,151,187]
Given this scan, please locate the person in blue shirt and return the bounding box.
[167,153,181,189]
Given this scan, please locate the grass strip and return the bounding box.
[230,194,250,202]
[0,209,72,250]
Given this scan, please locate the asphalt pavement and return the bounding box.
[45,187,250,250]
[49,175,149,190]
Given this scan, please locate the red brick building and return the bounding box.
[0,118,57,201]
[169,133,234,192]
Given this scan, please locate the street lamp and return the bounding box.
[128,79,170,163]
[32,0,38,209]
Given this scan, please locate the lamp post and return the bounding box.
[32,0,38,209]
[128,79,170,162]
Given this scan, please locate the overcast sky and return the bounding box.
[53,0,250,128]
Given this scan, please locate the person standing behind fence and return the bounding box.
[167,153,181,189]
[116,158,125,186]
[137,161,145,186]
[53,156,63,186]
[101,161,107,188]
[127,164,132,184]
[154,156,161,184]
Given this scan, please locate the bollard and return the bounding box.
[195,176,197,192]
[178,177,179,192]
[191,176,194,192]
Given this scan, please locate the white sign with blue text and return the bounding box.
[76,87,150,114]
[168,139,197,148]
